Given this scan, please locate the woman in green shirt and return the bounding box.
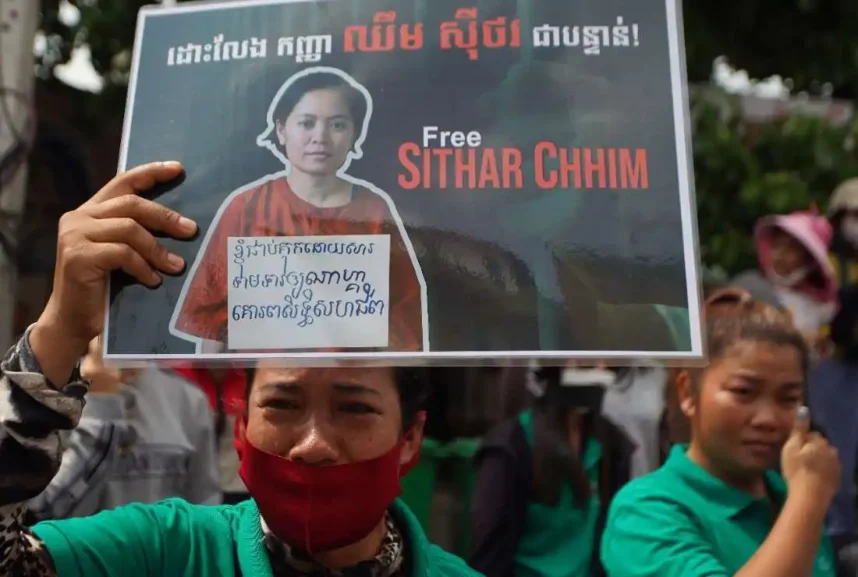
[0,162,478,577]
[601,291,841,577]
[469,365,635,577]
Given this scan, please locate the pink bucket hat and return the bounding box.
[754,209,836,304]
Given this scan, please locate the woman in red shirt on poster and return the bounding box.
[170,67,427,354]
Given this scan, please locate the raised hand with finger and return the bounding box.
[781,405,842,509]
[30,161,198,387]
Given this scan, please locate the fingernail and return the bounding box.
[162,161,182,169]
[150,271,162,286]
[798,406,810,421]
[167,253,185,270]
[179,216,197,232]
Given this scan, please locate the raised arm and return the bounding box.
[28,345,133,521]
[0,162,198,577]
[0,329,88,577]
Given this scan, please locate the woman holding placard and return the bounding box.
[0,162,472,577]
[170,66,426,354]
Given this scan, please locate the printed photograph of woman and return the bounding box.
[169,66,427,354]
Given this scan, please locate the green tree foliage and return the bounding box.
[683,0,858,98]
[39,0,153,80]
[692,90,858,273]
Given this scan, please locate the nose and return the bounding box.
[287,418,338,465]
[310,122,330,144]
[748,402,780,431]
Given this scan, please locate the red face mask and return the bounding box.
[235,419,420,554]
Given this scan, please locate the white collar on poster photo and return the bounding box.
[255,65,374,174]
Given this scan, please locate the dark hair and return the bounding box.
[244,367,431,429]
[691,292,810,393]
[528,368,622,508]
[265,71,368,157]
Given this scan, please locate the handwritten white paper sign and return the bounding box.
[227,235,390,350]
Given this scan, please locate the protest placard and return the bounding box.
[103,0,703,363]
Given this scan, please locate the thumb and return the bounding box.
[791,405,811,441]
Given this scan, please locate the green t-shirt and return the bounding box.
[33,497,480,577]
[600,445,836,577]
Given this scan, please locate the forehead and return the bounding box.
[290,88,350,117]
[252,365,397,393]
[769,228,801,248]
[709,340,804,385]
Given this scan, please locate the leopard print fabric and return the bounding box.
[264,513,405,577]
[0,328,88,577]
[0,504,56,576]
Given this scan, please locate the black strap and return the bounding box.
[214,378,227,441]
[838,254,851,288]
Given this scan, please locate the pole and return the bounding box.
[0,0,38,350]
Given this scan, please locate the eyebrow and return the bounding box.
[733,372,765,384]
[732,373,804,391]
[256,382,380,397]
[332,384,381,397]
[257,382,300,394]
[779,382,804,392]
[296,113,351,121]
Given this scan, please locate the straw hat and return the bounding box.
[828,178,858,215]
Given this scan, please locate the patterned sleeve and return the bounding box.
[0,326,89,577]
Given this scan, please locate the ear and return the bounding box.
[233,415,247,458]
[275,119,288,147]
[399,410,426,467]
[676,370,697,419]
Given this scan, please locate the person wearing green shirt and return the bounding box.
[600,291,842,577]
[0,161,480,577]
[469,365,635,577]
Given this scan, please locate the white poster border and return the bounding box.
[102,0,705,365]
